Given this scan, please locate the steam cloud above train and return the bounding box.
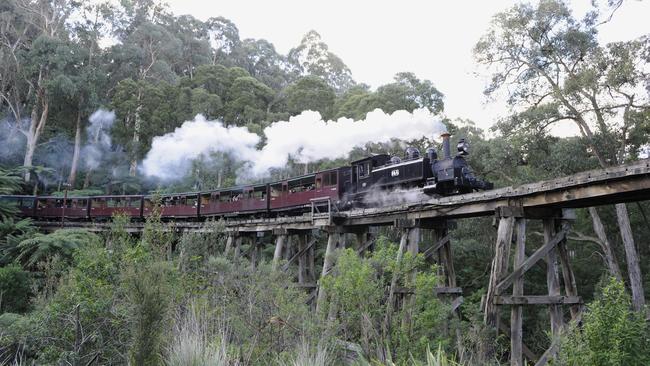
[141,108,447,182]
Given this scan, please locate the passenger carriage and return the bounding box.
[88,195,143,218]
[269,169,341,212]
[199,184,268,217]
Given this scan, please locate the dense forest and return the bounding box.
[1,0,650,365]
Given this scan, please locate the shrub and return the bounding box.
[321,239,450,364]
[558,277,650,366]
[124,260,177,366]
[203,256,317,365]
[0,263,32,313]
[12,229,101,267]
[35,241,129,365]
[166,300,234,366]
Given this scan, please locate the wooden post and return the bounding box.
[308,233,316,282]
[484,215,515,326]
[544,219,563,337]
[434,223,457,288]
[511,218,526,366]
[233,235,242,259]
[284,235,293,261]
[338,233,347,249]
[355,230,368,254]
[250,236,258,269]
[272,234,287,271]
[224,234,234,257]
[298,234,307,284]
[385,228,409,332]
[402,227,420,330]
[556,212,580,320]
[317,231,339,314]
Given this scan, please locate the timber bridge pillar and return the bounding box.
[484,206,581,366]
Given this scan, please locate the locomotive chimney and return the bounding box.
[441,133,451,159]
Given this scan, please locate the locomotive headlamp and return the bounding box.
[457,139,470,155]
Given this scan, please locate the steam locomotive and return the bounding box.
[1,134,492,220]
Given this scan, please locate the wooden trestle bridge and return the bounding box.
[35,159,650,366]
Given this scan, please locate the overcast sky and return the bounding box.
[165,0,650,131]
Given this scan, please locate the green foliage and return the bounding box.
[35,241,129,365]
[9,229,101,267]
[165,300,233,366]
[558,278,650,366]
[203,256,317,364]
[178,219,226,276]
[0,168,22,218]
[285,76,337,119]
[406,270,451,356]
[141,193,174,260]
[0,218,37,265]
[0,263,32,313]
[107,212,135,257]
[0,312,39,365]
[321,248,384,341]
[124,260,177,366]
[322,238,450,364]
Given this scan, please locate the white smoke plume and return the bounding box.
[83,109,116,169]
[142,108,447,181]
[361,186,431,207]
[141,116,261,180]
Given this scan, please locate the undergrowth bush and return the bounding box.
[557,277,650,366]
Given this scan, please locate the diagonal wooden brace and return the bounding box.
[495,228,568,296]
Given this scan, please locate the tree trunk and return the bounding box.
[23,99,49,182]
[615,203,645,311]
[129,90,143,177]
[67,109,83,186]
[82,171,92,189]
[588,207,623,280]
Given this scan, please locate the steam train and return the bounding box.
[1,134,492,221]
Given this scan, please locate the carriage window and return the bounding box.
[219,192,231,202]
[130,198,141,208]
[186,197,197,206]
[329,172,337,186]
[270,185,281,198]
[253,190,265,199]
[323,174,330,186]
[201,195,210,205]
